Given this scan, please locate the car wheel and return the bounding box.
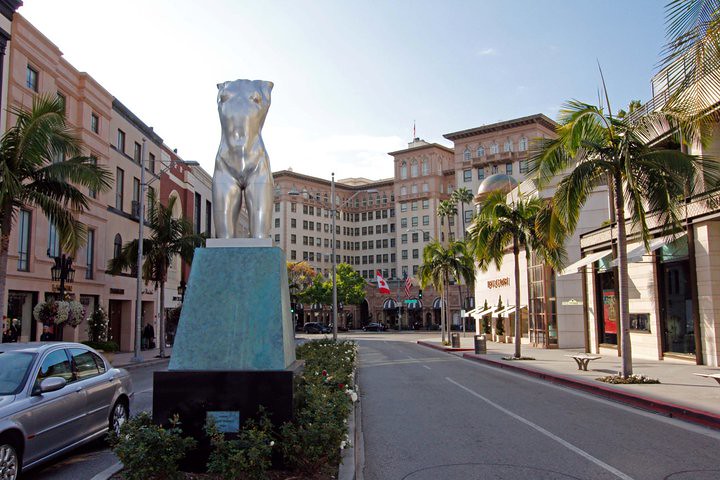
[0,442,20,480]
[110,400,129,436]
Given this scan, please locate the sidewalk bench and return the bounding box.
[566,354,602,371]
[694,373,720,385]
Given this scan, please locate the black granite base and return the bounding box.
[152,361,304,472]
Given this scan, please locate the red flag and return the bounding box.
[404,275,412,297]
[376,270,390,294]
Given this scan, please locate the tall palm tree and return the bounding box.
[467,190,564,359]
[529,100,717,376]
[660,0,720,120]
[437,200,457,243]
[0,95,111,322]
[108,190,205,357]
[451,187,474,237]
[419,240,474,344]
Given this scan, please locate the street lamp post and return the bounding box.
[50,254,74,340]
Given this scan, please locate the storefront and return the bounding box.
[6,290,38,342]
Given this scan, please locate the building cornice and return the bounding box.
[273,170,394,189]
[443,114,558,141]
[1,1,21,22]
[387,142,453,156]
[112,98,164,146]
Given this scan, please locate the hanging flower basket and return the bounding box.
[33,300,86,328]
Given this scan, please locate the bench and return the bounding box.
[693,373,720,385]
[566,354,602,371]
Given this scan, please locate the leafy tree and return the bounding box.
[451,186,474,237]
[418,240,474,344]
[468,190,564,359]
[335,263,366,306]
[0,95,111,324]
[298,274,332,309]
[287,261,316,300]
[529,99,717,376]
[437,200,457,243]
[107,190,205,357]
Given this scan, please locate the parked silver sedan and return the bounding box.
[0,342,133,479]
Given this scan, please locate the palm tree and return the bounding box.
[451,187,474,237]
[660,0,720,120]
[467,190,564,359]
[419,240,474,344]
[437,200,457,243]
[529,100,717,376]
[108,190,205,357]
[0,95,111,322]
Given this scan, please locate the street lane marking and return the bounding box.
[446,377,635,480]
[423,365,431,370]
[360,357,455,368]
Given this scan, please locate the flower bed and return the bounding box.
[111,339,358,479]
[596,374,660,384]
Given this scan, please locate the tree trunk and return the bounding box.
[614,173,632,377]
[460,203,466,239]
[0,206,14,343]
[526,248,534,347]
[513,236,522,358]
[440,276,446,344]
[159,279,166,358]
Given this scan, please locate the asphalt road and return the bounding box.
[358,336,720,480]
[22,361,163,480]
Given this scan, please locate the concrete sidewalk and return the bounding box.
[418,336,720,429]
[108,346,173,370]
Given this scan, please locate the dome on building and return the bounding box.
[476,173,518,197]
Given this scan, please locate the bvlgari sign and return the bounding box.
[487,277,510,289]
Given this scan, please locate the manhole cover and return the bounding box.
[401,463,584,480]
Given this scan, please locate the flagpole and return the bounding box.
[396,273,401,331]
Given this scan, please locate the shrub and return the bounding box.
[206,408,274,480]
[86,307,109,342]
[82,340,119,352]
[596,374,660,384]
[495,316,505,336]
[109,412,196,480]
[482,316,491,334]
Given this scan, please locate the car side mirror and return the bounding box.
[34,377,67,395]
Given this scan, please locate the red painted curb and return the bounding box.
[416,340,474,353]
[460,352,720,430]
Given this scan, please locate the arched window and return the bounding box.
[519,136,528,151]
[400,186,407,196]
[504,139,513,152]
[410,159,419,177]
[421,159,429,175]
[400,161,408,179]
[490,142,499,154]
[113,234,122,259]
[411,184,418,194]
[476,145,485,157]
[463,148,471,161]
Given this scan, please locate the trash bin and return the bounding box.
[474,334,487,354]
[451,332,460,348]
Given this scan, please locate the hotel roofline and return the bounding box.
[442,113,557,141]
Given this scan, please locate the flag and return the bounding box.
[404,274,412,297]
[376,270,390,294]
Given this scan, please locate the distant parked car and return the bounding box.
[303,322,331,334]
[0,342,133,478]
[362,322,387,332]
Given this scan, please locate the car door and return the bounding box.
[19,348,87,465]
[69,348,117,435]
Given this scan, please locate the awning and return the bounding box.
[494,305,525,317]
[558,250,612,276]
[382,298,398,310]
[609,233,686,267]
[469,306,495,319]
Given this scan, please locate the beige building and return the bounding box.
[2,14,215,351]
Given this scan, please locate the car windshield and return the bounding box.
[0,351,36,395]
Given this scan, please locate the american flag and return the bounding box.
[404,274,412,297]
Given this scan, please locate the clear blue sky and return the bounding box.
[20,0,667,181]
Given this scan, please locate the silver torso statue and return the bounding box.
[212,79,275,239]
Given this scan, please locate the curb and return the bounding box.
[461,352,720,430]
[91,461,122,480]
[416,340,474,353]
[113,356,170,371]
[339,382,360,480]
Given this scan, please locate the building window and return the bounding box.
[56,92,66,114]
[491,165,498,174]
[478,167,485,181]
[290,250,296,260]
[401,234,407,244]
[48,222,60,258]
[411,217,418,227]
[26,65,38,92]
[465,210,473,224]
[463,169,472,182]
[506,163,513,175]
[115,167,124,211]
[117,130,126,153]
[423,231,430,242]
[412,233,419,243]
[463,148,471,161]
[17,210,31,271]
[411,184,418,194]
[422,159,429,175]
[85,229,95,279]
[400,186,407,196]
[274,218,280,228]
[291,218,297,228]
[133,178,141,216]
[400,161,408,179]
[412,249,419,259]
[519,136,528,151]
[401,218,407,228]
[275,234,280,243]
[205,200,212,235]
[410,160,419,177]
[411,201,418,211]
[476,145,485,157]
[413,265,418,275]
[519,159,529,174]
[274,202,280,212]
[402,250,408,260]
[422,199,429,209]
[400,202,407,213]
[113,234,122,259]
[491,142,499,154]
[194,193,202,233]
[504,139,513,152]
[291,234,296,244]
[291,203,297,213]
[91,113,99,134]
[422,215,429,226]
[134,142,142,163]
[88,155,98,199]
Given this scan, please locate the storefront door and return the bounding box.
[660,260,694,356]
[7,291,37,342]
[595,271,618,346]
[109,300,122,346]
